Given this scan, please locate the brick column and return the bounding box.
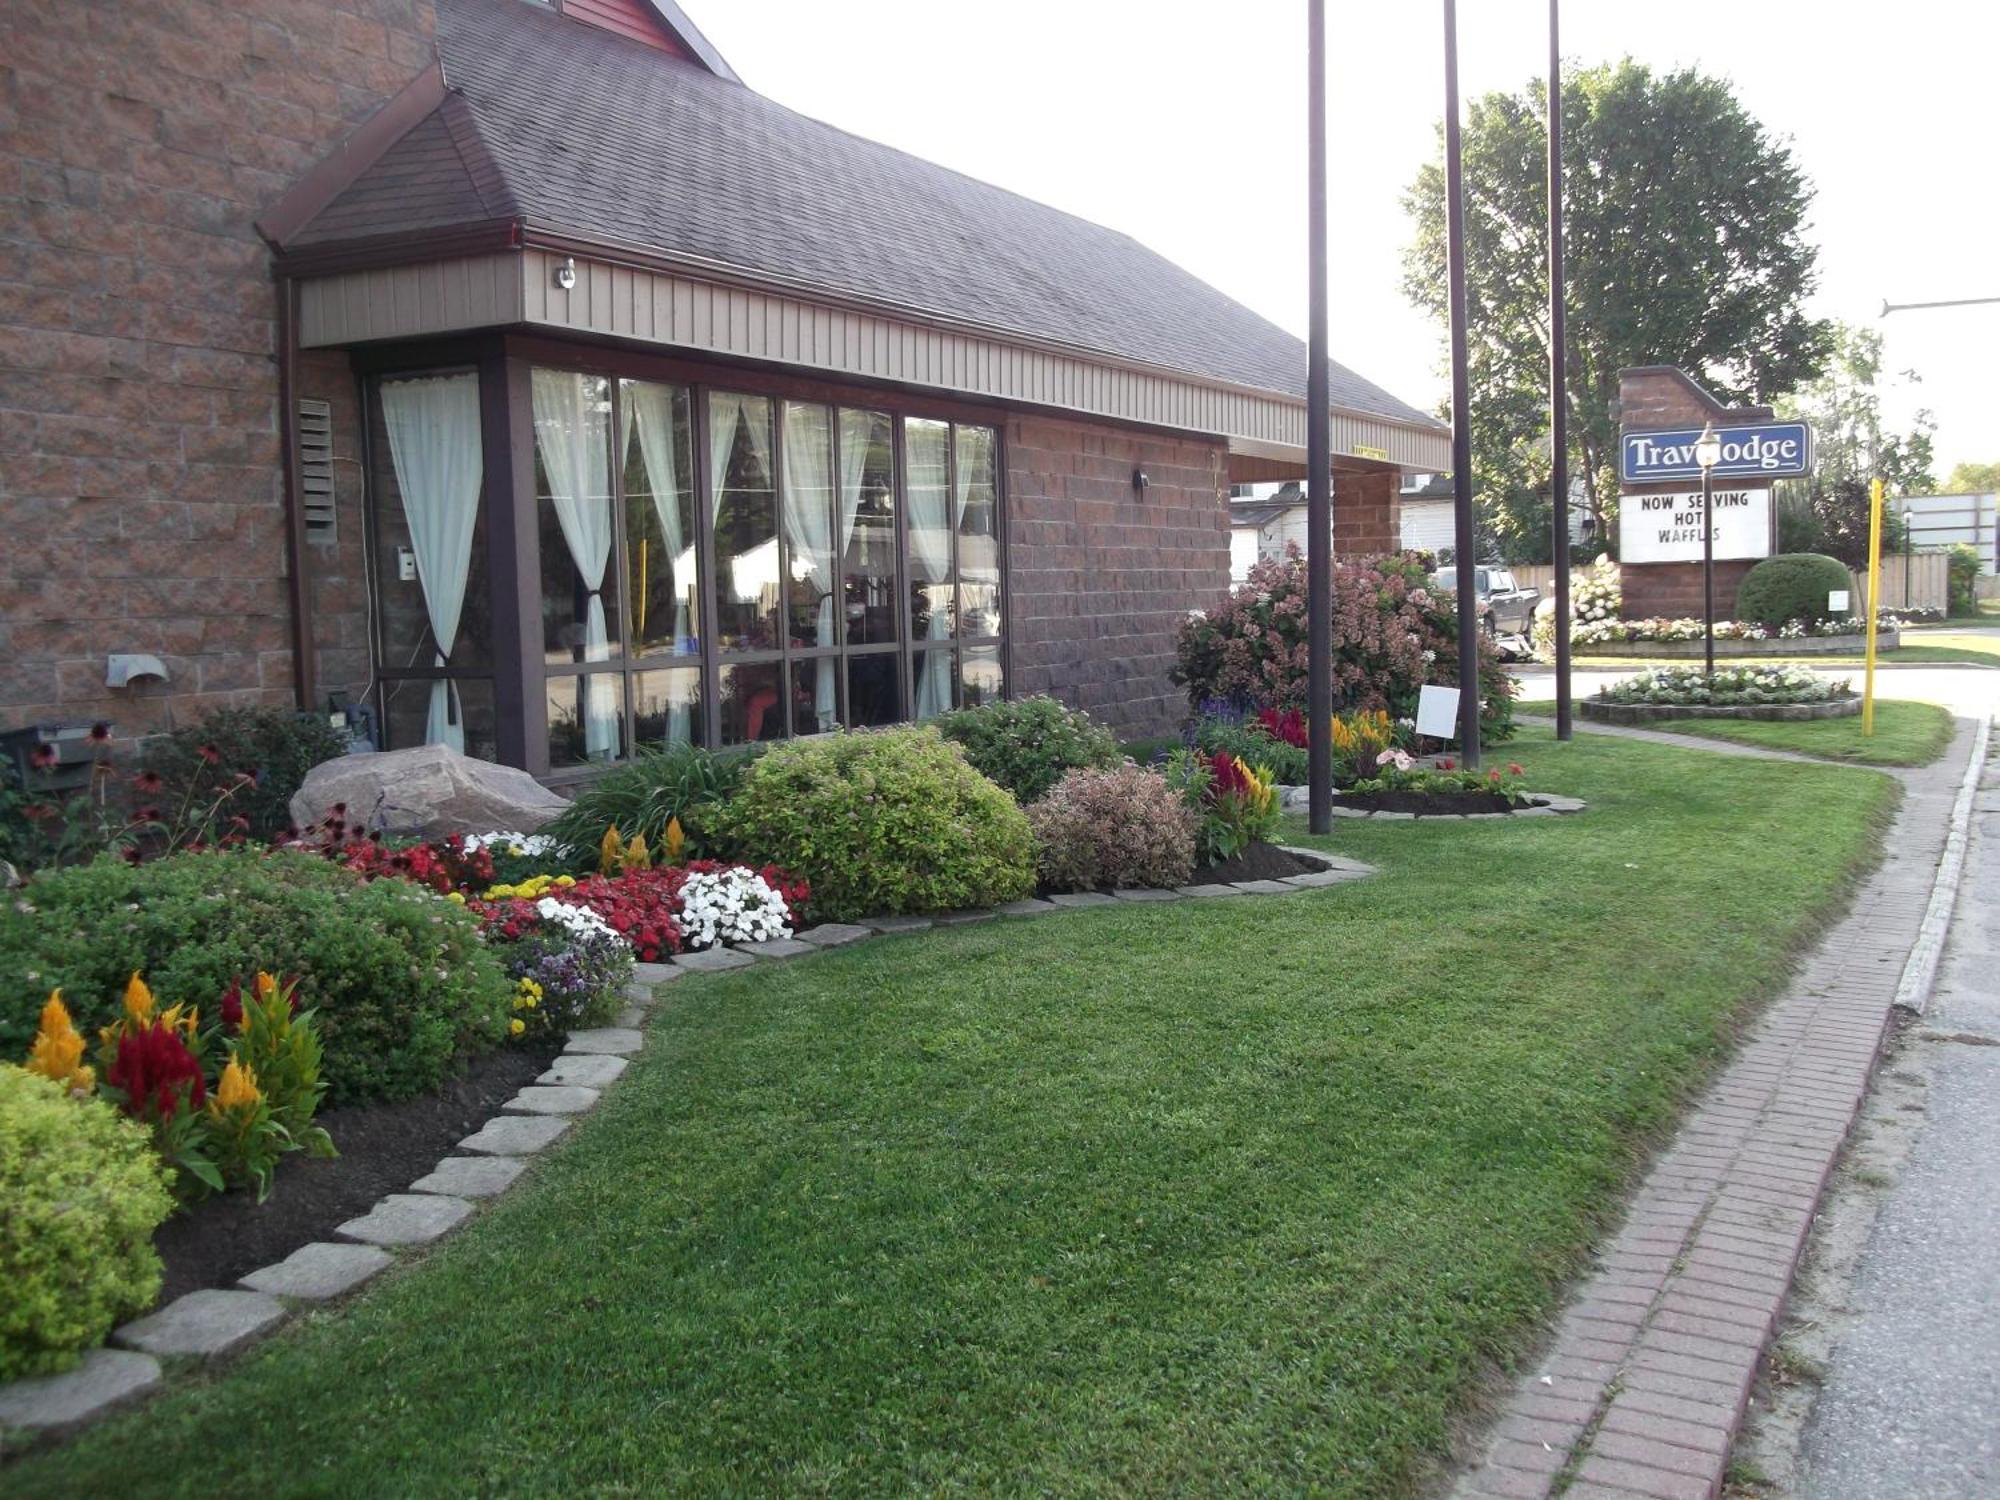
[1333,469,1400,557]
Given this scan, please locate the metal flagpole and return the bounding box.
[1306,0,1333,832]
[1443,0,1481,767]
[1547,0,1572,741]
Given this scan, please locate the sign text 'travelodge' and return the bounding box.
[1619,422,1813,484]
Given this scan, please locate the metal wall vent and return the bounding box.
[298,398,336,543]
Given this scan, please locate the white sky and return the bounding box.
[692,0,2000,481]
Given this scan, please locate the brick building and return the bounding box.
[1,0,1447,773]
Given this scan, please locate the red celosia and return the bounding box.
[219,976,302,1030]
[1255,707,1308,748]
[1205,751,1253,802]
[106,1021,206,1120]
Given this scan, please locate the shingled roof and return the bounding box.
[288,0,1438,431]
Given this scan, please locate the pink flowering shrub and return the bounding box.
[1026,766,1199,892]
[1173,547,1515,740]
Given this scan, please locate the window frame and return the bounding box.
[357,334,1010,777]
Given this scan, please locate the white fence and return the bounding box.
[1512,553,1951,614]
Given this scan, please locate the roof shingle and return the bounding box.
[293,0,1437,429]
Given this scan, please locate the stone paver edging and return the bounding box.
[1451,715,1987,1500]
[1279,786,1588,819]
[1583,696,1860,725]
[0,844,1379,1441]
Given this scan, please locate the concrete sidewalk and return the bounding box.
[1740,731,2000,1498]
[1451,717,1987,1500]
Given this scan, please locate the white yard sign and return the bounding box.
[1619,487,1773,565]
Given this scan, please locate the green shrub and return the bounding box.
[1946,542,1980,615]
[1735,553,1854,630]
[538,744,749,868]
[932,696,1121,802]
[142,705,352,842]
[1025,765,1197,892]
[715,728,1035,921]
[0,1065,173,1381]
[0,849,511,1105]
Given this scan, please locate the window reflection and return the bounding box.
[710,393,779,651]
[718,661,784,745]
[621,379,698,658]
[958,426,1000,639]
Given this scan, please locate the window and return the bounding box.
[366,356,1004,772]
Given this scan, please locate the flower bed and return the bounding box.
[1595,664,1852,707]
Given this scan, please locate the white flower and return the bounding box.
[465,831,558,857]
[675,867,793,950]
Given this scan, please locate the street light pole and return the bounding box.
[1442,0,1481,768]
[1305,0,1333,834]
[1695,422,1722,678]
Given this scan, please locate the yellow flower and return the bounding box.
[665,815,686,865]
[158,1003,198,1038]
[123,972,155,1027]
[446,891,466,904]
[598,824,623,876]
[213,1057,262,1112]
[26,990,91,1092]
[255,971,279,1002]
[553,875,576,888]
[508,1018,526,1036]
[622,832,649,872]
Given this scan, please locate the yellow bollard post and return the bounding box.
[1863,477,1884,736]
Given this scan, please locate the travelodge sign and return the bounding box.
[1619,421,1813,485]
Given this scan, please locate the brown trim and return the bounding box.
[256,62,452,249]
[275,275,318,710]
[490,354,546,773]
[275,220,523,279]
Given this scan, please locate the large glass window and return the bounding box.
[372,360,1005,773]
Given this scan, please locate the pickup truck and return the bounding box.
[1432,565,1541,638]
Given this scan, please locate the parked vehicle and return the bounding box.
[1431,566,1541,637]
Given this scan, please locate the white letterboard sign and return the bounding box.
[1619,488,1773,565]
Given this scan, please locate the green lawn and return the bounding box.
[6,729,1897,1498]
[1513,698,1953,767]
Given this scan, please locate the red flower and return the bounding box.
[197,743,223,766]
[135,805,163,824]
[88,722,112,743]
[106,1020,206,1120]
[134,768,164,794]
[1487,769,1502,782]
[1438,758,1456,771]
[28,744,57,771]
[1507,763,1524,776]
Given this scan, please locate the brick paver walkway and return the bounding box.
[1453,717,1987,1500]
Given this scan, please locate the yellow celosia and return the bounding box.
[26,990,94,1094]
[255,971,280,1002]
[622,832,649,872]
[157,1002,198,1039]
[123,971,155,1027]
[664,815,685,865]
[553,875,576,889]
[598,824,623,876]
[213,1057,262,1112]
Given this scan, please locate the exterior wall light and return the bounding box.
[1132,468,1150,495]
[554,256,577,291]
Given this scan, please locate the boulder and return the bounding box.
[289,743,568,838]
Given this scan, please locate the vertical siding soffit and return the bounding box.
[256,60,458,250]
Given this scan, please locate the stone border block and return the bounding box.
[1047,892,1118,908]
[672,947,755,973]
[741,937,816,958]
[1112,887,1183,902]
[562,1027,643,1055]
[863,914,935,933]
[538,1053,628,1088]
[336,1194,473,1249]
[1229,879,1294,895]
[1177,883,1246,898]
[994,898,1058,916]
[458,1113,570,1156]
[1582,696,1862,725]
[796,922,875,946]
[113,1290,287,1360]
[408,1155,526,1199]
[239,1242,393,1301]
[0,1349,161,1432]
[504,1084,600,1115]
[630,961,683,985]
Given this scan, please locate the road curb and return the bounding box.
[1894,714,1991,1016]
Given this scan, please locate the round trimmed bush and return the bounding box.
[1026,765,1198,892]
[1,1065,173,1381]
[932,696,1121,803]
[714,727,1035,922]
[1735,553,1853,630]
[0,848,512,1105]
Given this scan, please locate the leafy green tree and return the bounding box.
[1402,60,1833,554]
[1943,460,2000,493]
[1774,323,1934,496]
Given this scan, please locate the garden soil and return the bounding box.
[152,1038,562,1303]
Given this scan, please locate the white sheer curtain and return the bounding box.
[782,403,837,730]
[906,422,960,718]
[531,369,618,760]
[380,373,483,752]
[625,381,693,745]
[708,393,773,524]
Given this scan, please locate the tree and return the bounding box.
[1943,460,2000,493]
[1402,61,1833,555]
[1776,478,1908,569]
[1774,322,1934,496]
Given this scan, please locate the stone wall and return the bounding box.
[0,0,435,739]
[1005,414,1229,738]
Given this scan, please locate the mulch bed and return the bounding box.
[1337,789,1527,816]
[1196,841,1321,883]
[151,1038,562,1304]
